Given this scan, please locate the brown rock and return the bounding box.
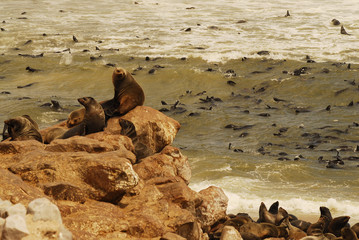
[0,169,45,204]
[120,106,181,159]
[44,136,116,153]
[197,186,229,229]
[156,180,201,213]
[0,140,44,169]
[43,182,86,203]
[177,221,204,240]
[134,146,191,184]
[9,150,139,203]
[161,232,187,240]
[58,200,130,239]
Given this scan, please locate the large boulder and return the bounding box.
[0,169,45,205]
[134,145,191,184]
[9,149,139,203]
[117,106,181,159]
[196,186,229,229]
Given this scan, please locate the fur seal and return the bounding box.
[61,97,105,139]
[258,201,286,225]
[239,222,288,239]
[2,115,42,142]
[328,216,350,237]
[104,67,145,117]
[67,108,85,128]
[341,26,350,35]
[45,97,105,143]
[342,227,359,240]
[66,67,144,127]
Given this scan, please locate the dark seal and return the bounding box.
[2,115,42,142]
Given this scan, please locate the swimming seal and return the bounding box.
[2,115,42,142]
[60,97,105,140]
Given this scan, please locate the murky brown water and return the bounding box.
[1,0,359,223]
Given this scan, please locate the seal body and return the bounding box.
[60,97,105,140]
[2,115,42,142]
[104,67,145,117]
[66,67,144,127]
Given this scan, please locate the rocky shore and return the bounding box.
[0,106,229,239]
[2,105,359,240]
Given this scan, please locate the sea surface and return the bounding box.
[1,0,359,223]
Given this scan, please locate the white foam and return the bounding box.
[191,178,359,224]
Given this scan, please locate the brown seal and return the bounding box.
[2,115,42,142]
[328,216,350,237]
[66,67,145,127]
[239,222,288,239]
[342,227,359,240]
[258,201,287,225]
[45,97,105,143]
[61,96,105,139]
[66,108,85,128]
[104,67,145,116]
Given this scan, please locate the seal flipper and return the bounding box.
[119,119,151,161]
[60,123,86,139]
[119,119,137,139]
[2,123,9,141]
[269,201,279,214]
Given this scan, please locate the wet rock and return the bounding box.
[196,186,228,228]
[134,146,191,184]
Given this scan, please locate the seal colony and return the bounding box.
[209,201,359,240]
[2,67,145,144]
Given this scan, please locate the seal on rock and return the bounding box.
[66,67,145,127]
[61,96,105,139]
[104,67,145,117]
[66,108,85,128]
[46,97,106,143]
[2,115,42,142]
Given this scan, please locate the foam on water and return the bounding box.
[190,177,359,224]
[1,0,358,63]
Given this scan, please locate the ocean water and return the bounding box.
[1,0,359,224]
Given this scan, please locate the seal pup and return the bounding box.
[2,115,42,142]
[59,97,105,140]
[351,223,359,238]
[67,108,85,128]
